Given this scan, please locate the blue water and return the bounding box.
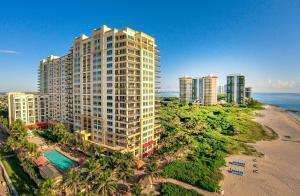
[160,92,300,117]
[44,150,78,171]
[254,93,300,117]
[161,92,179,97]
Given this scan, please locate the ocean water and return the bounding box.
[254,93,300,117]
[160,92,300,117]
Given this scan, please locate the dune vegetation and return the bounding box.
[157,98,275,192]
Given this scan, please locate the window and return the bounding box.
[107,43,113,49]
[107,70,112,74]
[107,36,113,42]
[107,63,113,69]
[107,57,113,62]
[107,50,113,55]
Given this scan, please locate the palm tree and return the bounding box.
[92,169,117,196]
[145,162,159,183]
[62,167,82,195]
[38,177,57,196]
[131,183,143,196]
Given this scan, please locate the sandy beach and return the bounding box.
[219,105,300,196]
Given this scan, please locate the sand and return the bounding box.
[219,105,300,196]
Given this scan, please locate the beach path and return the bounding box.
[220,105,300,196]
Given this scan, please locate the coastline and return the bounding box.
[219,104,300,196]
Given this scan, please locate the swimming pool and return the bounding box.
[44,149,78,171]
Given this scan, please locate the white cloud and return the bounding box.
[254,79,300,92]
[0,50,17,54]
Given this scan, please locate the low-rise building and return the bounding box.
[8,92,49,127]
[245,87,252,99]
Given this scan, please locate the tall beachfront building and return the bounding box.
[180,75,218,106]
[179,76,193,103]
[39,54,73,129]
[192,75,218,106]
[38,25,160,159]
[227,74,245,104]
[8,92,49,127]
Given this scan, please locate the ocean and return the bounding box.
[160,92,300,117]
[253,93,300,117]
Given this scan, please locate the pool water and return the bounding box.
[44,149,78,171]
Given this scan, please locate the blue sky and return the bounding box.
[0,0,299,92]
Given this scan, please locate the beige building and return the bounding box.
[180,75,218,105]
[8,92,49,127]
[38,25,160,159]
[179,76,193,103]
[39,54,73,129]
[201,75,218,106]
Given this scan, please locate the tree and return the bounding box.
[53,123,70,143]
[62,167,82,195]
[38,177,57,196]
[145,162,159,183]
[92,169,117,196]
[132,183,143,196]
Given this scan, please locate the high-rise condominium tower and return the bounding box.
[179,76,193,103]
[192,75,218,106]
[39,54,73,129]
[38,25,160,159]
[180,75,218,105]
[227,74,245,104]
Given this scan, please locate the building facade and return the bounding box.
[245,87,252,99]
[39,54,73,129]
[37,25,160,159]
[227,74,245,104]
[8,92,49,127]
[181,75,218,105]
[179,76,193,103]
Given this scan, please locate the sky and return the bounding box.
[0,0,299,93]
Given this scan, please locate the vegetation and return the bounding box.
[0,95,8,118]
[245,98,264,109]
[131,183,143,196]
[217,93,226,101]
[1,155,38,194]
[157,98,274,192]
[160,182,202,196]
[37,124,72,144]
[58,151,134,195]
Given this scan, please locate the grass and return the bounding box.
[160,182,202,196]
[1,155,37,195]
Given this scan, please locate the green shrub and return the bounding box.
[163,160,221,192]
[160,182,202,196]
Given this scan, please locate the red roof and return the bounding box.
[33,156,48,167]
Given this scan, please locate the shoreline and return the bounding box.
[219,104,300,196]
[265,104,300,126]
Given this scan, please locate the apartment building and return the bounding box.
[8,92,49,127]
[245,87,252,99]
[39,54,73,129]
[227,74,245,104]
[179,76,193,103]
[180,75,218,105]
[38,25,160,159]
